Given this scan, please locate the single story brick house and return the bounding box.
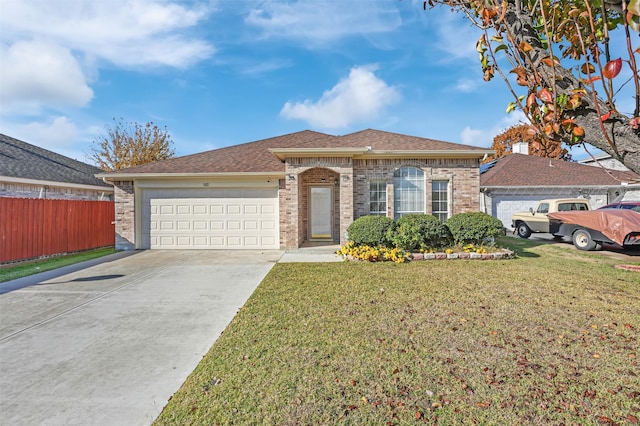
[480,152,640,230]
[1,133,113,201]
[98,129,493,250]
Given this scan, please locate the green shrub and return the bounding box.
[446,212,505,245]
[347,215,394,246]
[386,214,451,251]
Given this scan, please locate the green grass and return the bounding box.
[155,239,640,425]
[0,247,117,283]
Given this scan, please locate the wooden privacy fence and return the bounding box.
[0,198,115,263]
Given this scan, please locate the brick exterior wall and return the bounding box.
[113,181,135,250]
[109,158,481,250]
[283,157,353,248]
[353,158,480,219]
[0,181,113,201]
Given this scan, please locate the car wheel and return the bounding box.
[516,223,532,238]
[572,229,596,251]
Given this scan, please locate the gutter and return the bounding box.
[97,171,285,182]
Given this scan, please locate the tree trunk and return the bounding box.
[501,1,640,175]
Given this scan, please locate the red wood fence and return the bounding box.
[0,198,115,263]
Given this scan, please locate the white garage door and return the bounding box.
[492,194,577,230]
[492,195,547,230]
[141,189,279,249]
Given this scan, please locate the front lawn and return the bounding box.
[155,238,640,425]
[0,247,117,283]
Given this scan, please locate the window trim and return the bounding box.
[369,180,387,216]
[431,180,450,221]
[393,166,425,218]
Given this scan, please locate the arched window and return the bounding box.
[393,167,424,218]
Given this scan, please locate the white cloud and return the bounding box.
[0,0,214,115]
[20,116,80,147]
[246,1,401,45]
[0,40,93,111]
[454,78,481,93]
[430,9,481,64]
[280,65,400,128]
[460,126,487,147]
[2,116,94,161]
[0,0,214,69]
[460,111,528,147]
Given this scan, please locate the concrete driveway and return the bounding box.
[507,232,640,262]
[0,249,282,426]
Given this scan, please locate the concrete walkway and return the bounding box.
[278,243,343,263]
[0,250,281,426]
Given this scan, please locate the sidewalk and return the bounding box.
[278,243,343,263]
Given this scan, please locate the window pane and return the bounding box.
[369,181,386,215]
[431,180,448,221]
[394,167,424,218]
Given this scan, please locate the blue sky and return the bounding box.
[0,0,594,163]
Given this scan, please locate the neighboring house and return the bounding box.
[0,133,114,201]
[99,129,493,250]
[578,154,629,171]
[480,153,640,230]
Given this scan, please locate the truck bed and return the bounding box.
[548,209,640,246]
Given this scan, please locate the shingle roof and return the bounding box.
[101,129,491,176]
[0,133,111,188]
[480,153,640,187]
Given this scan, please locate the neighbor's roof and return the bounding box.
[99,129,492,178]
[0,133,112,188]
[480,153,640,187]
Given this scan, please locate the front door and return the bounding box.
[309,186,333,240]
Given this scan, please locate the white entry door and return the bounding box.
[310,186,333,240]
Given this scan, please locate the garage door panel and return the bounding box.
[193,221,207,230]
[244,204,259,214]
[206,205,221,214]
[225,205,240,215]
[261,220,275,230]
[143,190,279,249]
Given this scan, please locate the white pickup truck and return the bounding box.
[511,198,591,238]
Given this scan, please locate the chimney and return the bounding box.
[513,141,529,155]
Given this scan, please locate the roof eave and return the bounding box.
[269,147,369,161]
[360,149,494,159]
[481,183,640,189]
[269,147,494,161]
[97,171,285,181]
[1,175,113,191]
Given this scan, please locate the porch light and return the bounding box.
[342,175,350,181]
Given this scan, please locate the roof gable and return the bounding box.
[101,129,491,177]
[480,154,640,187]
[0,134,112,188]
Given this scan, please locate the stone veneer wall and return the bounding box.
[352,158,481,219]
[113,181,135,250]
[0,181,113,201]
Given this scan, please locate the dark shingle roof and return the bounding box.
[480,154,640,187]
[102,129,490,175]
[0,134,111,188]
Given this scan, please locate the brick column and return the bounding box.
[113,181,135,250]
[339,170,353,245]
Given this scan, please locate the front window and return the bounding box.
[394,167,424,218]
[431,180,449,221]
[369,181,387,215]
